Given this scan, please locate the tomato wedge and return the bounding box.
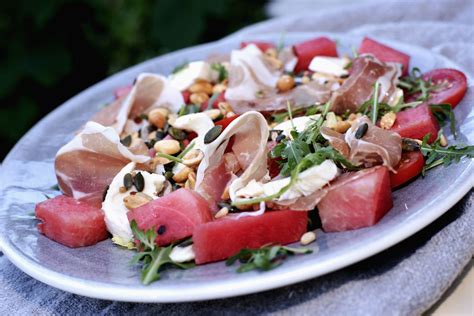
[240,41,275,52]
[422,69,467,108]
[293,37,338,73]
[390,151,425,188]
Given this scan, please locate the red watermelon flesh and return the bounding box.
[127,189,212,246]
[318,166,393,232]
[389,104,439,143]
[35,195,108,248]
[193,210,308,265]
[358,37,410,75]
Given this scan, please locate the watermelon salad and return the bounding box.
[35,36,473,284]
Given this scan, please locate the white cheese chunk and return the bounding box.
[271,115,320,138]
[169,245,195,263]
[309,56,351,77]
[102,162,166,244]
[170,112,214,152]
[169,61,212,91]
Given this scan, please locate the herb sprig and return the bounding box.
[420,133,474,175]
[130,220,194,285]
[226,244,312,273]
[211,63,228,82]
[430,103,457,138]
[398,67,438,101]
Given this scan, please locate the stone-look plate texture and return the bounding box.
[0,33,472,303]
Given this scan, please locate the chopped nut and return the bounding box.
[380,111,397,129]
[123,192,153,209]
[225,111,236,118]
[172,164,193,183]
[348,113,362,122]
[190,92,209,104]
[440,134,448,147]
[154,139,181,155]
[182,149,204,167]
[300,231,316,245]
[301,76,310,84]
[148,108,168,129]
[204,109,222,120]
[212,83,227,94]
[277,75,295,92]
[119,186,127,193]
[189,81,213,95]
[215,207,229,219]
[221,186,230,200]
[333,121,351,133]
[218,101,233,115]
[324,112,338,129]
[184,172,196,190]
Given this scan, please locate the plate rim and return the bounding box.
[0,32,473,303]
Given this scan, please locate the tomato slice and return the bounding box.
[422,69,467,108]
[390,151,424,188]
[358,37,410,75]
[214,114,240,130]
[293,37,338,73]
[240,41,275,52]
[182,90,191,104]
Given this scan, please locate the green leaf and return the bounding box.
[430,103,457,138]
[211,63,228,82]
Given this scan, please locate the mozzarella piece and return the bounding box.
[309,56,351,77]
[169,61,212,91]
[233,160,339,202]
[225,44,281,101]
[170,112,214,153]
[271,115,320,137]
[102,162,166,244]
[169,245,195,263]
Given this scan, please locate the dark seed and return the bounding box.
[134,172,145,192]
[120,135,132,147]
[204,125,223,144]
[147,124,158,133]
[140,113,148,121]
[155,130,165,141]
[355,123,368,139]
[178,238,193,247]
[102,185,110,202]
[168,127,187,140]
[123,173,133,190]
[157,225,166,235]
[276,134,286,142]
[164,171,174,180]
[402,138,421,151]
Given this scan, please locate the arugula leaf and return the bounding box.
[130,220,195,285]
[420,132,474,175]
[171,62,189,74]
[430,103,457,138]
[211,63,228,82]
[371,82,380,124]
[398,67,438,101]
[226,244,312,273]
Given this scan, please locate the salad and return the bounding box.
[35,36,473,284]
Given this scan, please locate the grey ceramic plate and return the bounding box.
[0,33,472,303]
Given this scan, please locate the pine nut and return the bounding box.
[182,149,204,167]
[380,111,397,129]
[212,84,227,94]
[123,192,153,209]
[204,109,222,120]
[190,92,209,104]
[277,75,295,92]
[172,164,193,183]
[300,231,316,245]
[189,82,213,95]
[440,134,448,147]
[333,121,351,133]
[154,139,181,155]
[148,108,168,129]
[215,207,229,219]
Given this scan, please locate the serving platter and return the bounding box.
[0,33,472,303]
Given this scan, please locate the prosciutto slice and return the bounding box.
[322,116,402,171]
[92,73,184,135]
[55,122,150,207]
[230,81,331,114]
[195,111,269,211]
[330,55,401,114]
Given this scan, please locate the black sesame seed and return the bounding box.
[355,123,368,139]
[157,225,166,235]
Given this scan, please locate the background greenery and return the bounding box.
[0,0,267,159]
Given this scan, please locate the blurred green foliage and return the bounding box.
[0,0,267,159]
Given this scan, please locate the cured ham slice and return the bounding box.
[55,122,150,208]
[322,116,402,171]
[230,81,331,114]
[195,111,269,211]
[330,56,401,114]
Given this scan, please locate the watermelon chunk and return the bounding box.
[35,195,108,248]
[390,104,439,143]
[293,37,338,73]
[358,37,410,75]
[240,41,275,52]
[193,210,308,265]
[127,189,212,246]
[318,166,393,232]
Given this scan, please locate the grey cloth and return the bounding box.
[1,0,473,314]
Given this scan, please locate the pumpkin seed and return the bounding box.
[133,172,145,192]
[402,138,421,151]
[168,127,187,140]
[120,135,132,147]
[276,133,286,142]
[123,173,133,190]
[164,171,174,180]
[204,125,223,144]
[355,123,368,139]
